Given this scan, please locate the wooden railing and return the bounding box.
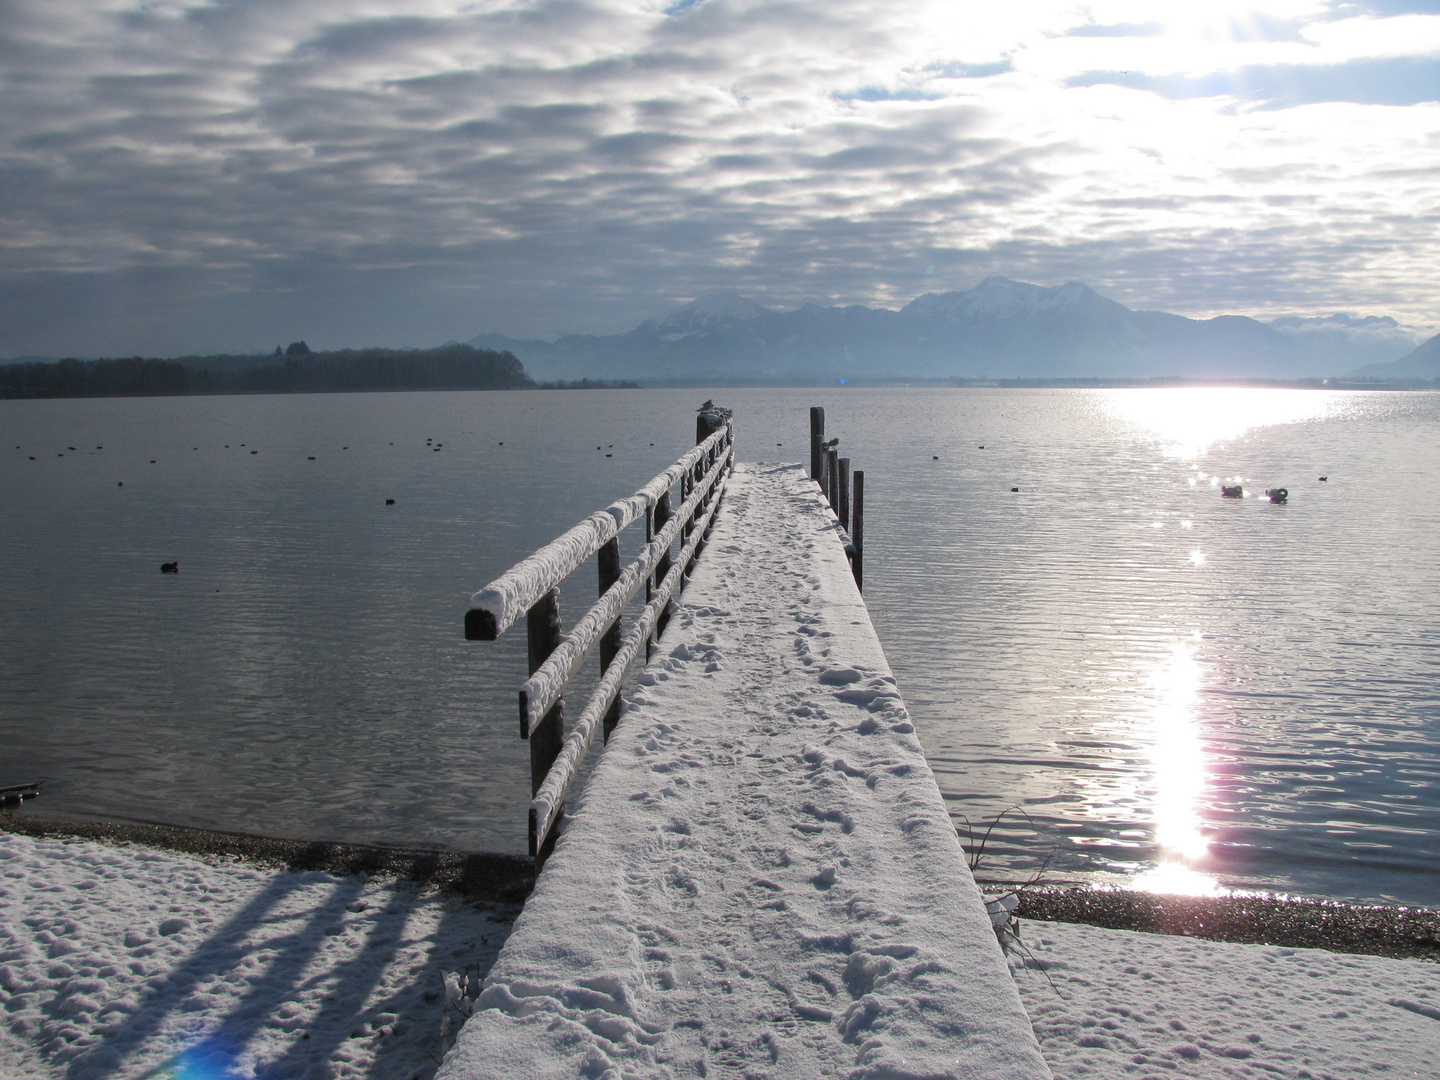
[465,409,735,861]
[809,406,865,591]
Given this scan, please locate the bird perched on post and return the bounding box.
[697,400,733,423]
[823,437,839,450]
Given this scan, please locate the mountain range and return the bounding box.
[469,278,1436,384]
[1358,328,1440,380]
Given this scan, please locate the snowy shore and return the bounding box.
[4,828,1438,1080]
[1015,918,1440,1079]
[0,829,517,1080]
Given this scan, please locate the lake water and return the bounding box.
[2,387,1437,905]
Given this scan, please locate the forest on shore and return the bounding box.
[0,343,539,399]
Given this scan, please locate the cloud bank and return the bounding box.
[1,0,1437,355]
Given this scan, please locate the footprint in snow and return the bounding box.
[831,758,868,779]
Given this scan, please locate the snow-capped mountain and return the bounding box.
[1356,330,1440,379]
[469,278,1421,383]
[646,293,773,336]
[1268,313,1425,371]
[902,278,1120,323]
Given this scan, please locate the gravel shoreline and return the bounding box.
[0,811,535,903]
[1016,885,1440,961]
[6,812,1435,962]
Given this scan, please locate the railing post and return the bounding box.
[526,588,564,859]
[679,470,693,580]
[810,406,825,485]
[852,470,864,593]
[684,483,697,565]
[827,447,839,512]
[692,413,724,573]
[644,503,655,659]
[692,477,708,570]
[698,411,724,445]
[653,489,673,645]
[598,538,622,742]
[838,457,851,534]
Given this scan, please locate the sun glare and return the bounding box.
[1132,860,1228,897]
[1131,639,1222,895]
[1099,388,1347,459]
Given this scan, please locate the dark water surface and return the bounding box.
[3,388,1436,904]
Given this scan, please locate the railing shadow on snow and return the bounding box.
[46,860,510,1080]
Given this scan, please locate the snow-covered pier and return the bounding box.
[445,429,1050,1078]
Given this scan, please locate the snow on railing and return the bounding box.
[528,472,726,850]
[518,445,730,737]
[464,408,734,861]
[464,422,732,641]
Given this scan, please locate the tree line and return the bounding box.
[0,344,533,399]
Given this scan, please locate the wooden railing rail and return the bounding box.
[809,405,865,591]
[465,410,735,861]
[517,442,732,736]
[465,420,733,642]
[529,469,727,852]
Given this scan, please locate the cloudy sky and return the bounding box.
[2,0,1438,356]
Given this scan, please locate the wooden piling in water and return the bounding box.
[810,407,825,485]
[852,470,864,592]
[808,406,864,593]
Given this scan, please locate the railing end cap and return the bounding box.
[465,607,499,641]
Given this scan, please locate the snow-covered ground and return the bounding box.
[1014,918,1440,1079]
[6,832,1437,1080]
[0,831,515,1080]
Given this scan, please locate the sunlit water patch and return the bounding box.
[1131,639,1223,896]
[1098,387,1354,459]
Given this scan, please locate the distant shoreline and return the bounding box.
[0,380,640,400]
[628,375,1440,390]
[4,353,1435,399]
[0,344,633,400]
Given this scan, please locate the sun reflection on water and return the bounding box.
[1130,639,1223,896]
[1099,387,1348,459]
